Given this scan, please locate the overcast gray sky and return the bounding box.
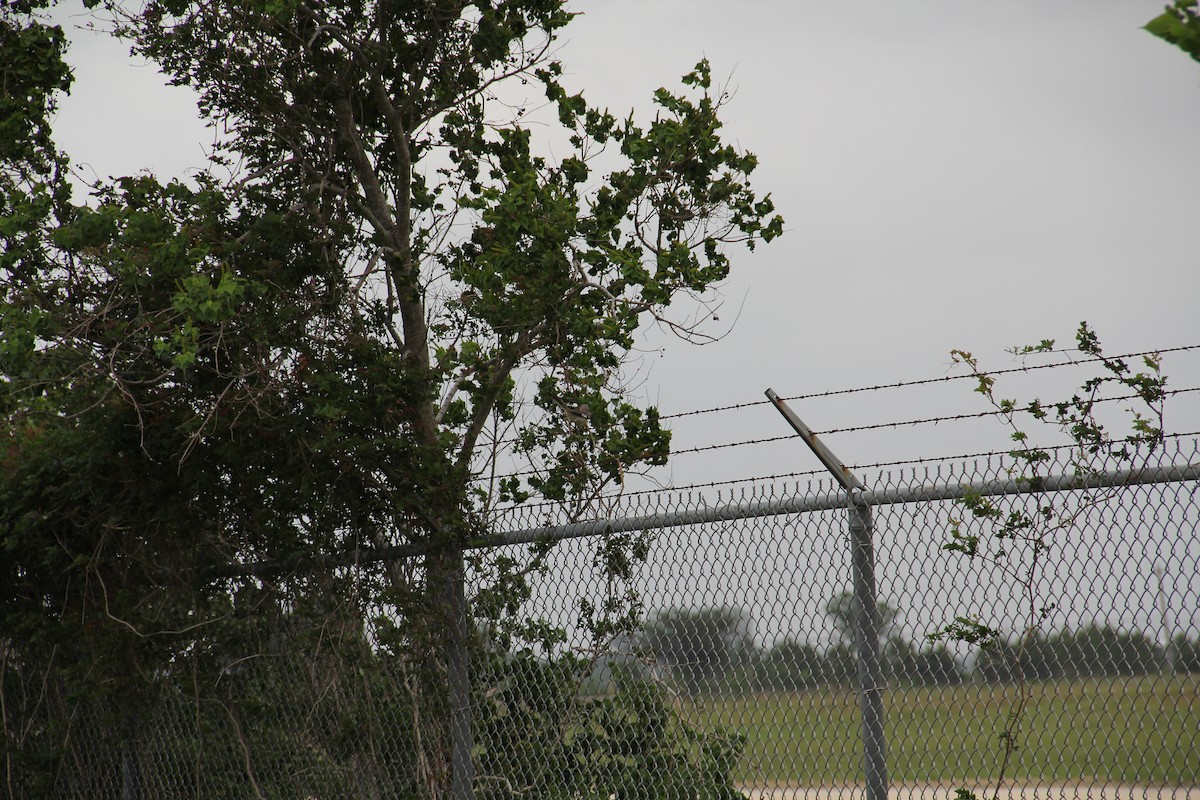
[47,1,1200,489]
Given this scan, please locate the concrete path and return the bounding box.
[738,784,1200,800]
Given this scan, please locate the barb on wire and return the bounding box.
[669,433,795,457]
[482,394,1199,484]
[665,387,1199,457]
[487,468,832,515]
[486,430,1200,511]
[487,344,1199,451]
[659,344,1200,421]
[814,386,1200,437]
[846,429,1200,473]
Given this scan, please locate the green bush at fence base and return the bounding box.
[474,653,746,799]
[1,641,748,799]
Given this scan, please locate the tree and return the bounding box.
[972,625,1162,683]
[1053,625,1159,679]
[885,638,962,687]
[1171,633,1200,673]
[758,638,820,692]
[823,589,898,648]
[640,607,757,695]
[0,2,782,797]
[816,643,858,686]
[972,631,1057,684]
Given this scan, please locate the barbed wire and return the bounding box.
[814,385,1200,436]
[487,430,1200,513]
[665,386,1199,458]
[480,382,1197,485]
[486,469,830,514]
[846,429,1200,473]
[614,468,828,498]
[668,433,793,457]
[483,344,1199,451]
[475,348,1199,482]
[620,430,1200,499]
[659,343,1200,421]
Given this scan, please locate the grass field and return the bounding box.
[682,677,1199,787]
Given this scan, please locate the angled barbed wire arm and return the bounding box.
[766,388,888,800]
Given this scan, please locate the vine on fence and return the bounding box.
[930,322,1167,800]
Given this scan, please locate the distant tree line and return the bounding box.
[974,627,1200,683]
[638,605,1200,696]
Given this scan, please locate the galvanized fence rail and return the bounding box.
[5,438,1199,799]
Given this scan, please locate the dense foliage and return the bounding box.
[1,1,781,797]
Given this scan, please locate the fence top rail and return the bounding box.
[214,445,1200,578]
[485,461,1200,549]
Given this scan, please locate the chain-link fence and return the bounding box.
[489,436,1200,800]
[5,439,1198,799]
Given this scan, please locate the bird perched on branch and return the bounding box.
[555,398,591,431]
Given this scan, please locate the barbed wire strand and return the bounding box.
[486,344,1200,450]
[477,350,1199,481]
[666,386,1200,458]
[847,428,1200,473]
[660,343,1200,421]
[493,430,1200,512]
[482,384,1196,484]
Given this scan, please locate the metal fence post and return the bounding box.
[849,492,888,800]
[121,709,141,800]
[447,549,475,800]
[766,389,888,800]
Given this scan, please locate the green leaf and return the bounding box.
[1145,8,1200,60]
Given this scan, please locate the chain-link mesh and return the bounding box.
[486,438,1200,799]
[5,439,1198,799]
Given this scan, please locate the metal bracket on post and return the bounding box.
[766,389,889,800]
[765,389,864,494]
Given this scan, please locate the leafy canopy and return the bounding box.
[0,0,783,772]
[2,3,783,795]
[2,0,783,580]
